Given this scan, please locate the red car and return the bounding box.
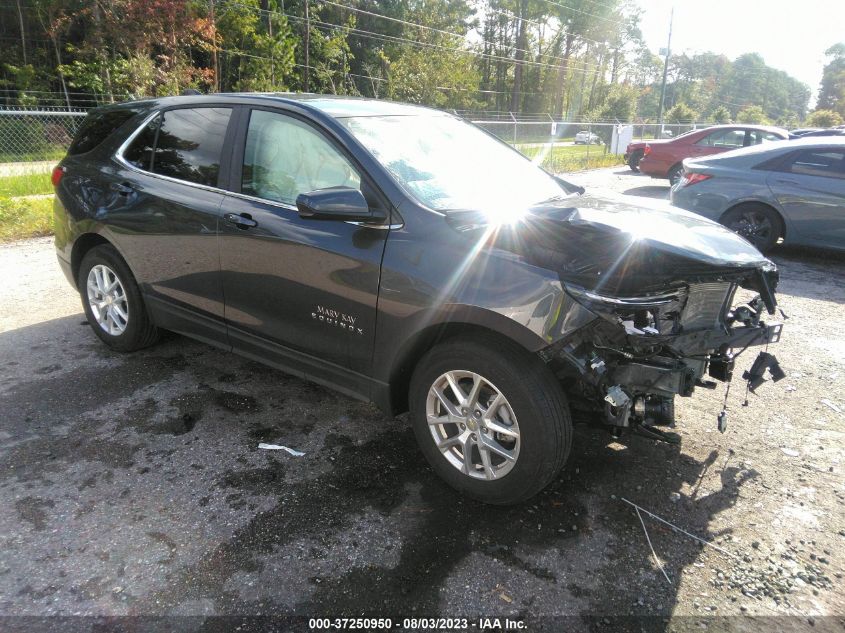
[625,125,788,185]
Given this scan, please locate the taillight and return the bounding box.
[680,172,712,187]
[51,165,65,187]
[643,144,651,156]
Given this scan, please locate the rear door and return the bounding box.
[111,105,236,344]
[767,147,845,248]
[691,128,746,157]
[218,107,390,388]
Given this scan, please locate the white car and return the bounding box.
[574,130,601,144]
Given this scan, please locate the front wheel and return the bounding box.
[409,337,572,505]
[78,244,160,352]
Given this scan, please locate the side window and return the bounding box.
[749,131,783,145]
[786,150,845,180]
[697,129,746,148]
[242,109,361,205]
[68,108,141,155]
[123,115,160,170]
[152,107,232,187]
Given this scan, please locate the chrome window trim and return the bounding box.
[113,107,402,227]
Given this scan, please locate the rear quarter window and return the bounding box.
[67,108,142,156]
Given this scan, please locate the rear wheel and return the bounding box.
[78,245,159,352]
[627,149,644,172]
[720,203,783,253]
[409,337,572,505]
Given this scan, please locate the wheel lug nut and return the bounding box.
[460,423,465,430]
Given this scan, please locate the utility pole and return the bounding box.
[304,0,311,92]
[656,6,674,129]
[209,0,219,92]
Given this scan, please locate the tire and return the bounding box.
[409,336,572,505]
[720,203,783,254]
[667,164,683,186]
[627,149,643,172]
[78,244,159,352]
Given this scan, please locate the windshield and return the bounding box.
[339,114,568,215]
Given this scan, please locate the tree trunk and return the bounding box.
[510,0,528,112]
[555,34,574,117]
[14,0,27,65]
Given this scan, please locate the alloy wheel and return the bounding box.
[86,264,129,336]
[425,370,521,480]
[728,211,773,248]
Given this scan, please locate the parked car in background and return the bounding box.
[574,130,601,144]
[790,129,845,139]
[670,138,845,253]
[626,125,788,183]
[53,94,784,504]
[788,128,824,138]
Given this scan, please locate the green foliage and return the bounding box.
[805,109,844,127]
[736,105,770,124]
[0,195,54,242]
[0,0,814,134]
[817,43,845,117]
[665,102,697,123]
[593,84,638,122]
[709,105,732,123]
[0,172,53,197]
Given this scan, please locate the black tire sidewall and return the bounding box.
[628,150,643,171]
[78,245,153,352]
[668,165,682,185]
[409,339,571,505]
[721,205,781,253]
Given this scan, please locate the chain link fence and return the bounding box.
[0,107,709,174]
[0,109,87,164]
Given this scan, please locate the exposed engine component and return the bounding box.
[632,395,675,427]
[545,279,784,443]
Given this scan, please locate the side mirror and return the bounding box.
[296,187,383,222]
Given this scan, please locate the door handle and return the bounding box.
[112,182,135,196]
[773,178,799,186]
[223,212,258,229]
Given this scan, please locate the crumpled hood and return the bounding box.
[483,191,777,299]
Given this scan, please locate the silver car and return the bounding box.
[670,138,845,253]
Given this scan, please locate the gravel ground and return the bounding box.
[0,167,843,632]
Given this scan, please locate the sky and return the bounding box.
[634,0,845,107]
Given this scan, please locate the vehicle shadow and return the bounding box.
[622,185,670,200]
[770,245,845,305]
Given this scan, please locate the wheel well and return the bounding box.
[720,201,786,240]
[386,322,535,415]
[668,162,683,176]
[70,233,111,287]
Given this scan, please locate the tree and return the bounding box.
[736,105,769,124]
[805,109,844,127]
[709,105,731,123]
[817,43,845,117]
[665,102,697,123]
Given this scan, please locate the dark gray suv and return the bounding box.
[53,94,784,504]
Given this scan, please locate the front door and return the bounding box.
[219,108,389,387]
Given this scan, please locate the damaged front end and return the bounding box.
[541,276,783,439]
[495,193,786,439]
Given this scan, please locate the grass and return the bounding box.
[517,143,624,173]
[0,172,53,197]
[0,195,54,242]
[0,148,67,164]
